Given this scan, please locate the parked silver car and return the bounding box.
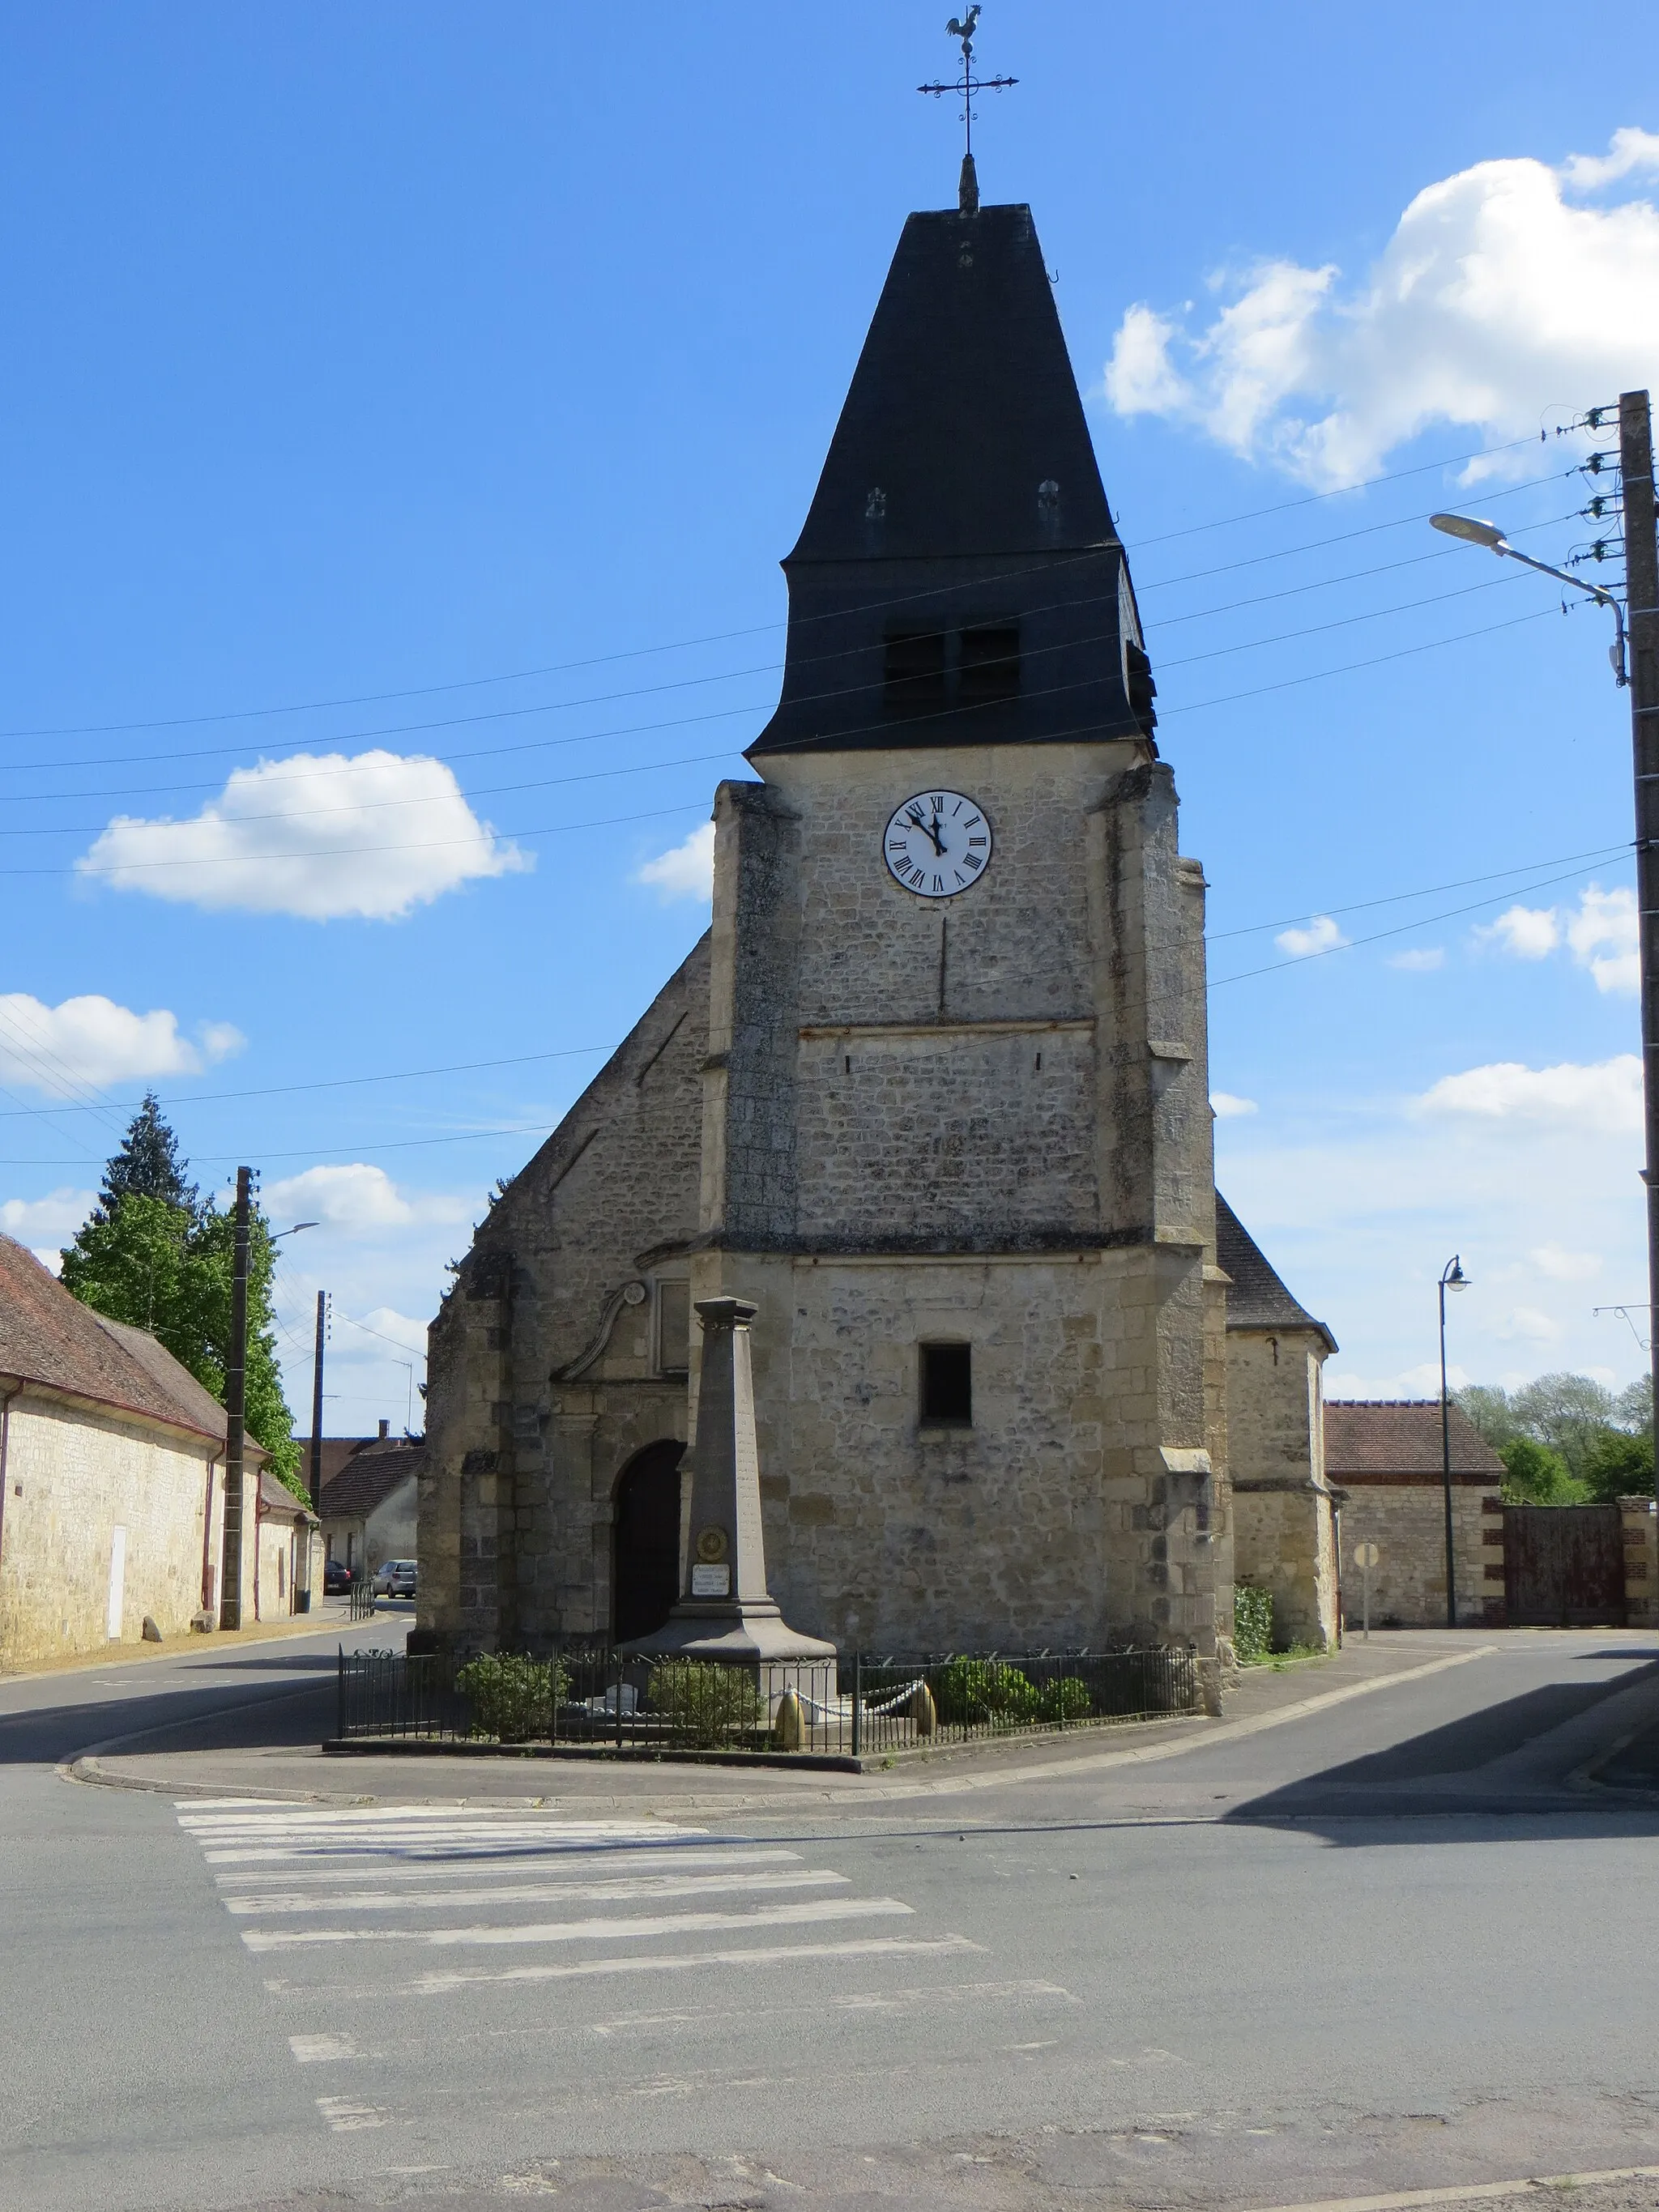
[372,1559,417,1599]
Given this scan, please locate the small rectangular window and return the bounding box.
[959,624,1021,702]
[656,1279,691,1376]
[885,629,947,714]
[920,1342,972,1426]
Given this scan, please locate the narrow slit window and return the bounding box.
[655,1279,691,1378]
[885,629,947,714]
[919,1342,972,1426]
[959,624,1021,702]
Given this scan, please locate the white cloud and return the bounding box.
[1478,904,1561,960]
[262,1163,470,1236]
[0,1187,94,1252]
[1530,1242,1600,1281]
[633,820,714,904]
[1415,1054,1641,1136]
[1104,131,1659,486]
[1211,1092,1258,1119]
[1499,1305,1563,1345]
[1565,884,1638,995]
[1475,884,1637,994]
[1325,1362,1467,1399]
[1388,947,1445,972]
[77,751,530,923]
[1275,914,1347,959]
[0,994,242,1096]
[1561,126,1659,191]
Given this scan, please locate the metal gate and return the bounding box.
[1503,1503,1626,1626]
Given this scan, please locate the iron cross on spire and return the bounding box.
[919,6,1017,215]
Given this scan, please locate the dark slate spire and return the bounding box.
[748,200,1156,759]
[790,203,1111,565]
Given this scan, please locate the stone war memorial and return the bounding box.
[420,143,1341,1683]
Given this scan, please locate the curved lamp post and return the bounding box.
[1439,1255,1469,1628]
[1428,511,1627,683]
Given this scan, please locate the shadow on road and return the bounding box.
[1226,1659,1659,1838]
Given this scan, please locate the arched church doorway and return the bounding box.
[612,1439,685,1643]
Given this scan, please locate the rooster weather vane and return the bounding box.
[919,6,1017,211]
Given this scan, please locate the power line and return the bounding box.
[0,472,1576,787]
[0,835,1632,1126]
[0,842,1631,1169]
[0,566,1542,838]
[0,433,1557,750]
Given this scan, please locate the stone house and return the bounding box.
[0,1234,307,1666]
[421,181,1334,1664]
[1324,1400,1505,1628]
[256,1469,322,1622]
[1220,1200,1341,1649]
[320,1436,421,1581]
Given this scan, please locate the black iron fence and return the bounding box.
[348,1582,377,1622]
[334,1643,1201,1758]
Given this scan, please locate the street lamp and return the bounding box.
[1439,1255,1469,1629]
[271,1221,319,1243]
[1428,512,1628,684]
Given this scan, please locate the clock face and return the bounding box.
[882,789,993,897]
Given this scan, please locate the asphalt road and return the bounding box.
[6,1627,1659,2212]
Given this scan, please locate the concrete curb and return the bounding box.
[68,1643,1496,1813]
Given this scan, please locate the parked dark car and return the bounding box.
[323,1558,355,1595]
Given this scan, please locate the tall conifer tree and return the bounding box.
[92,1091,198,1222]
[61,1103,302,1493]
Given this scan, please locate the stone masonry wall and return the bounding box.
[1337,1479,1497,1629]
[1229,1330,1337,1649]
[0,1391,219,1667]
[421,936,709,1649]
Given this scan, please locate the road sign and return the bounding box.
[1354,1542,1380,1567]
[1352,1541,1378,1641]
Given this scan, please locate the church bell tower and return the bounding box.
[691,173,1228,1660]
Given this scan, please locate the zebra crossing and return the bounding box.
[174,1797,1013,2129]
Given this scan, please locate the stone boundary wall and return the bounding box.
[1336,1476,1499,1630]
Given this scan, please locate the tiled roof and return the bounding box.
[258,1468,318,1523]
[0,1234,228,1446]
[1215,1196,1337,1352]
[291,1435,394,1492]
[1325,1399,1504,1478]
[319,1437,424,1521]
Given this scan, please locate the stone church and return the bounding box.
[421,179,1341,1664]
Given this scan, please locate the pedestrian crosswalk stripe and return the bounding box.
[217,1844,801,1894]
[410,1934,984,1995]
[226,1867,847,1916]
[174,1801,976,2015]
[242,1894,913,1953]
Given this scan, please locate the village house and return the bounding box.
[318,1432,421,1583]
[420,175,1343,1664]
[0,1234,318,1667]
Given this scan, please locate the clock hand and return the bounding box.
[923,812,946,856]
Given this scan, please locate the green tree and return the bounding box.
[1508,1372,1617,1482]
[1457,1384,1517,1449]
[1499,1436,1584,1505]
[1581,1426,1655,1503]
[61,1115,302,1495]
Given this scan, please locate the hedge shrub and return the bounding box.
[1233,1585,1274,1665]
[455,1652,561,1743]
[646,1660,764,1748]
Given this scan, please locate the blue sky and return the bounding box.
[0,3,1655,1429]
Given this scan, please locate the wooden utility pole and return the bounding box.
[309,1289,327,1513]
[218,1166,253,1630]
[1620,390,1659,1463]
